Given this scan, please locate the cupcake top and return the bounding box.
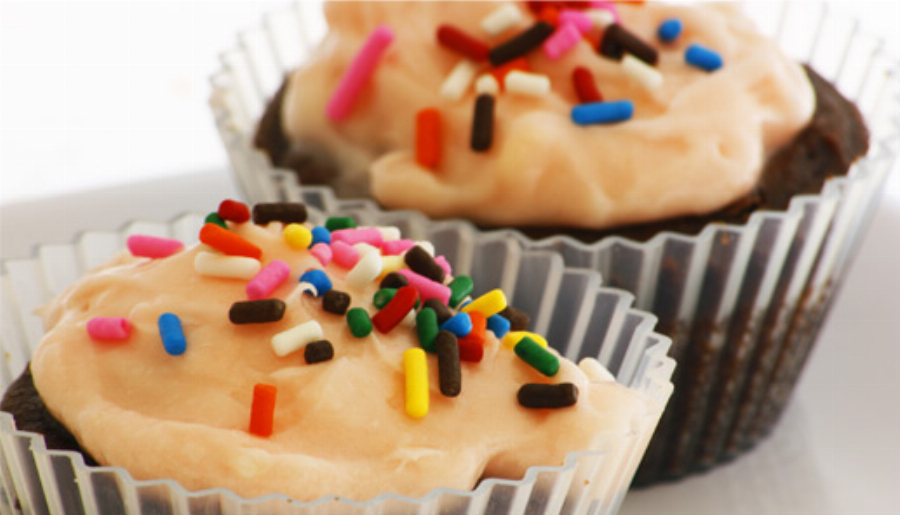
[279,1,814,230]
[30,201,658,502]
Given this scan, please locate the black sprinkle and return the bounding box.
[500,306,530,331]
[488,21,555,66]
[380,272,409,290]
[323,290,351,315]
[471,94,495,152]
[423,298,453,325]
[518,383,579,409]
[436,331,461,397]
[304,340,334,364]
[404,246,446,283]
[229,299,286,324]
[599,24,658,66]
[252,202,308,225]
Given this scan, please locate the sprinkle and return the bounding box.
[474,74,500,96]
[500,305,530,330]
[404,246,446,283]
[252,202,308,225]
[380,271,410,290]
[310,242,333,266]
[458,335,485,363]
[537,4,560,27]
[199,223,262,260]
[481,4,525,36]
[331,228,384,248]
[437,24,490,61]
[299,269,332,297]
[157,313,187,356]
[373,288,397,309]
[249,383,277,437]
[283,224,313,249]
[126,235,184,259]
[436,331,461,397]
[423,298,453,324]
[331,240,361,269]
[402,349,431,421]
[440,59,479,101]
[414,240,436,257]
[657,18,682,43]
[310,226,332,246]
[271,320,324,357]
[368,226,402,242]
[347,250,383,291]
[486,314,511,339]
[599,24,658,66]
[543,22,582,60]
[518,383,578,409]
[572,66,603,103]
[378,257,405,282]
[514,336,559,376]
[571,100,634,125]
[323,289,351,315]
[448,275,474,308]
[471,94,495,152]
[622,54,663,90]
[504,71,551,97]
[229,299,286,324]
[217,199,251,223]
[204,212,227,229]
[440,312,473,338]
[489,21,555,66]
[346,307,373,337]
[558,9,592,33]
[304,340,334,364]
[490,57,530,87]
[416,308,441,353]
[686,44,724,72]
[579,357,616,382]
[195,252,260,279]
[246,260,291,300]
[326,25,394,121]
[415,108,442,169]
[589,1,621,23]
[584,8,616,29]
[397,269,451,304]
[503,331,548,349]
[433,255,453,277]
[381,239,416,256]
[86,317,132,341]
[373,285,419,333]
[462,289,508,318]
[459,312,487,346]
[325,216,356,232]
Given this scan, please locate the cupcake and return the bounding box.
[0,200,674,513]
[211,1,900,484]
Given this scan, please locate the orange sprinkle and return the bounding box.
[490,57,530,91]
[249,383,277,437]
[199,223,262,260]
[415,107,442,169]
[459,312,487,347]
[539,5,560,27]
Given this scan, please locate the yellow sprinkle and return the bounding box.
[502,331,548,350]
[461,289,507,317]
[404,348,429,419]
[283,224,312,249]
[378,255,405,279]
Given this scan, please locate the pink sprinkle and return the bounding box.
[87,317,132,341]
[589,1,620,23]
[326,25,394,121]
[558,10,592,34]
[331,241,361,269]
[543,22,582,60]
[246,260,291,300]
[127,235,184,259]
[310,243,332,266]
[434,255,453,277]
[381,239,416,256]
[330,228,384,248]
[398,269,451,304]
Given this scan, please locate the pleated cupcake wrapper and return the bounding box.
[210,1,900,483]
[0,208,674,515]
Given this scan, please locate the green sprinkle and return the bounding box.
[449,275,474,308]
[346,308,373,338]
[373,288,397,309]
[205,212,228,229]
[514,337,559,377]
[325,216,357,232]
[416,308,440,353]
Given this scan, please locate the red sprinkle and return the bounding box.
[199,223,262,260]
[459,312,487,346]
[249,383,277,437]
[490,57,530,90]
[458,337,484,362]
[372,285,419,333]
[572,66,603,103]
[415,108,442,169]
[437,24,490,62]
[539,5,561,27]
[218,199,251,224]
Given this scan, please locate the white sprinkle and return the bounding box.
[285,282,317,304]
[475,74,500,95]
[368,226,402,242]
[622,54,663,91]
[194,251,260,279]
[481,4,524,36]
[440,60,478,101]
[347,250,383,291]
[271,321,323,357]
[414,241,435,257]
[585,8,616,29]
[504,70,551,97]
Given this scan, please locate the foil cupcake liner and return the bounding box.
[209,1,900,483]
[0,208,674,514]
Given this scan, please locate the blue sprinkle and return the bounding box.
[657,18,682,43]
[299,269,332,297]
[486,314,511,339]
[158,313,186,356]
[310,226,331,246]
[685,44,723,72]
[571,100,634,125]
[440,313,472,338]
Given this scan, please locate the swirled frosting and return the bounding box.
[31,220,657,501]
[280,1,814,229]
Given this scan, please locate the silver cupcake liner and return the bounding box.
[209,1,900,483]
[0,208,674,514]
